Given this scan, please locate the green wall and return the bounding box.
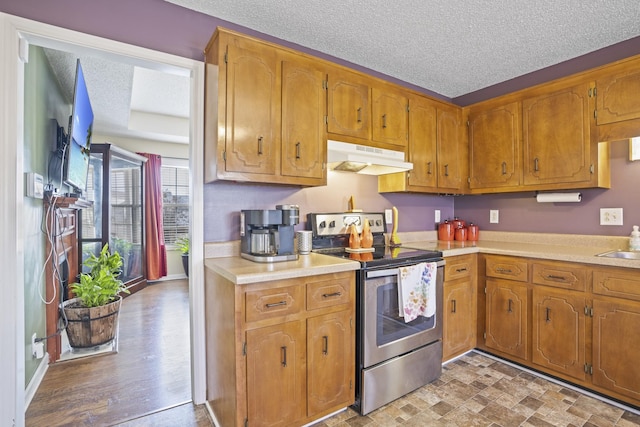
[23,45,70,386]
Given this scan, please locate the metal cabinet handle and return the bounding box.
[455,267,468,273]
[322,292,342,298]
[534,158,539,172]
[502,162,507,175]
[546,307,551,323]
[357,107,362,123]
[508,299,513,313]
[265,300,287,308]
[322,336,328,355]
[258,136,264,155]
[427,161,432,175]
[444,164,449,177]
[545,274,568,282]
[295,142,301,159]
[496,267,513,274]
[281,346,287,367]
[451,299,457,313]
[382,114,387,129]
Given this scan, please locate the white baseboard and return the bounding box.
[24,352,49,411]
[150,274,187,283]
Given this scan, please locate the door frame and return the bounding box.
[0,12,206,426]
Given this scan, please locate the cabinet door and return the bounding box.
[485,279,528,360]
[224,43,279,176]
[307,310,354,416]
[443,278,476,361]
[592,299,640,402]
[327,69,370,140]
[522,82,594,186]
[532,288,587,381]
[407,96,438,189]
[371,87,408,147]
[468,102,521,190]
[246,321,306,427]
[596,66,640,125]
[437,105,466,192]
[281,58,327,184]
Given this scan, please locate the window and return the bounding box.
[161,159,189,245]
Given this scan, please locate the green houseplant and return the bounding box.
[176,236,189,277]
[62,243,130,348]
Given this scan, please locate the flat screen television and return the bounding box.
[63,59,94,195]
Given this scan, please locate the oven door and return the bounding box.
[362,260,444,368]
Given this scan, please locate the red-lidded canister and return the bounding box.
[467,223,479,241]
[455,226,467,241]
[438,220,455,241]
[452,217,466,230]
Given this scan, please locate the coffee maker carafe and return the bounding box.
[240,205,300,263]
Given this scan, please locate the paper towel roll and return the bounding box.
[536,192,582,203]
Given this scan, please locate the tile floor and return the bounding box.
[315,351,640,427]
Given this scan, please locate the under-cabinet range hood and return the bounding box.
[326,140,413,175]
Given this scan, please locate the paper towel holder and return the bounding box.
[535,192,582,203]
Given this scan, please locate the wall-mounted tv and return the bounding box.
[63,59,94,195]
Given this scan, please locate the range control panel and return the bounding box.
[309,212,386,237]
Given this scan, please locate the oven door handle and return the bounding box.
[366,259,445,279]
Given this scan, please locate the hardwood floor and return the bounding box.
[26,279,213,427]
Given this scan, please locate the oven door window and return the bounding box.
[376,280,435,346]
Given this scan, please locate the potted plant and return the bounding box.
[176,236,189,277]
[62,243,129,348]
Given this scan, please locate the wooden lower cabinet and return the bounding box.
[532,288,587,382]
[592,298,640,402]
[205,268,355,427]
[442,254,476,361]
[485,279,529,361]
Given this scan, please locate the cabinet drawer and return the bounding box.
[245,285,304,323]
[445,255,475,281]
[531,261,587,291]
[593,268,640,302]
[485,256,528,282]
[307,276,353,311]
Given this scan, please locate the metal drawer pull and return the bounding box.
[258,136,264,155]
[451,299,457,313]
[496,267,513,274]
[295,142,301,159]
[546,307,551,323]
[281,346,287,367]
[545,274,568,282]
[265,300,287,308]
[322,292,342,298]
[455,267,468,273]
[322,336,328,355]
[508,299,513,313]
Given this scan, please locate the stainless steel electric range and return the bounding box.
[308,212,445,415]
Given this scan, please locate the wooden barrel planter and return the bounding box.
[62,296,122,348]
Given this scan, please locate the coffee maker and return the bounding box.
[240,205,300,263]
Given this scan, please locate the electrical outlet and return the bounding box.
[490,210,499,224]
[434,210,441,223]
[600,208,623,226]
[385,209,393,224]
[32,333,44,359]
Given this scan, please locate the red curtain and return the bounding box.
[139,153,167,280]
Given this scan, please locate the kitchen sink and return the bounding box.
[596,250,640,260]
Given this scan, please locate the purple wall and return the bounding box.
[454,140,640,236]
[204,172,454,242]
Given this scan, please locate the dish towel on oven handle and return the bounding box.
[398,262,437,323]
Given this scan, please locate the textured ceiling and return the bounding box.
[167,0,640,98]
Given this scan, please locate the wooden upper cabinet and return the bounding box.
[596,65,640,125]
[281,58,327,184]
[437,104,467,192]
[224,43,280,177]
[371,87,408,147]
[522,82,595,186]
[327,69,371,140]
[468,101,522,190]
[406,96,438,189]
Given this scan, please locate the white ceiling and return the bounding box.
[169,0,640,98]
